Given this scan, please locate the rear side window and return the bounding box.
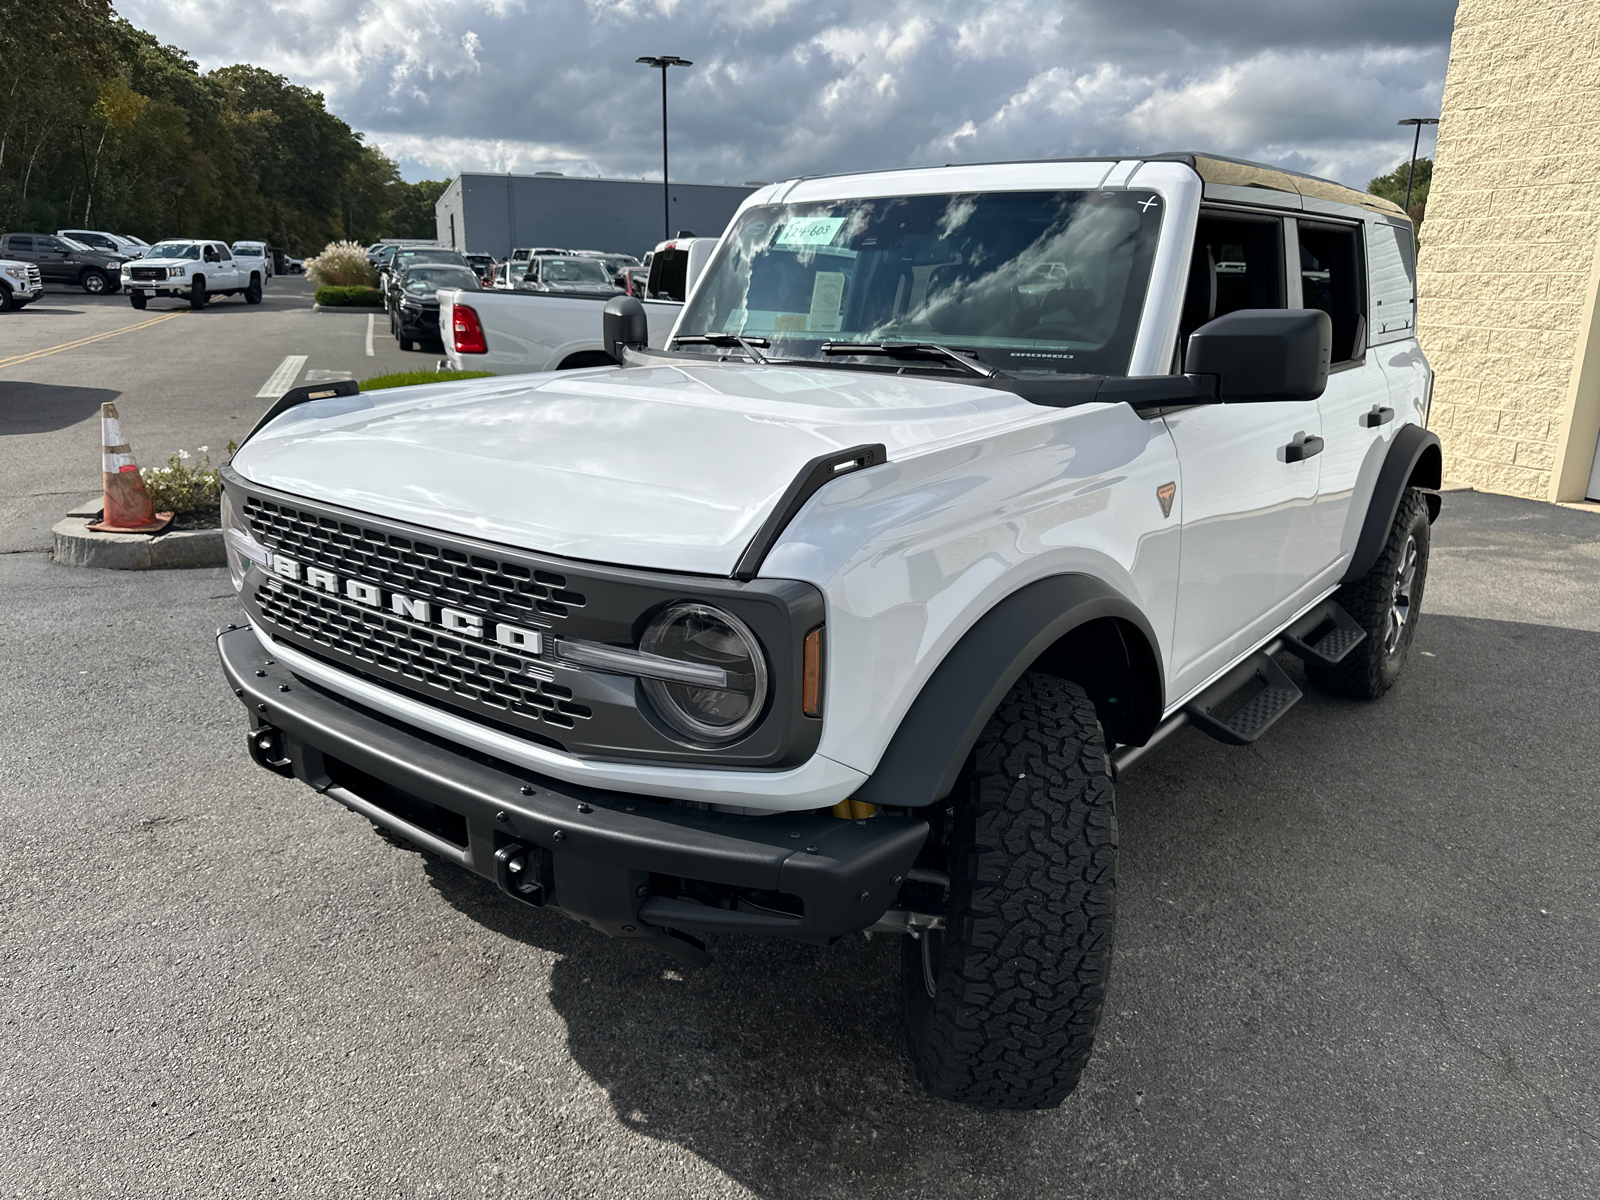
[648,247,690,302]
[8,236,33,251]
[1178,214,1286,352]
[1366,222,1416,344]
[1297,222,1365,364]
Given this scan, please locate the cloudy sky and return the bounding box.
[121,0,1456,192]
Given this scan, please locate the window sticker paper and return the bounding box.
[775,217,847,248]
[807,272,845,332]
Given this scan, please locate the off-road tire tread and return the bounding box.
[1307,486,1430,700]
[902,673,1116,1110]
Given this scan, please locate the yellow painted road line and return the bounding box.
[0,311,186,369]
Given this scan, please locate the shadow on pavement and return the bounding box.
[0,382,120,436]
[418,611,1600,1199]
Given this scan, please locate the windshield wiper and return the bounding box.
[818,341,999,378]
[671,333,770,364]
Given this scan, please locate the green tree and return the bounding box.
[1368,157,1432,225]
[387,179,448,240]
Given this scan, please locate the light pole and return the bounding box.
[636,55,692,244]
[1397,117,1439,213]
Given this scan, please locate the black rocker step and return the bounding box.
[1185,651,1303,746]
[1280,599,1367,667]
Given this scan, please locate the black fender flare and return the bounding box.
[1342,424,1442,583]
[851,574,1164,809]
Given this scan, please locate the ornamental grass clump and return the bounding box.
[305,240,378,288]
[139,441,237,522]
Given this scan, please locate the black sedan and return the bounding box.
[392,264,481,348]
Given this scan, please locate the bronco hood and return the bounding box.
[229,363,1050,575]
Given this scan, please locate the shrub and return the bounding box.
[315,285,384,307]
[361,370,495,391]
[139,441,238,515]
[305,240,378,288]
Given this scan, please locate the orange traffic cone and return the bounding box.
[86,402,173,534]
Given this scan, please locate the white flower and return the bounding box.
[198,446,209,453]
[178,449,190,459]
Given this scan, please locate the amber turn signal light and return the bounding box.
[802,626,824,717]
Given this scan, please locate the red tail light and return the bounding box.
[452,303,487,354]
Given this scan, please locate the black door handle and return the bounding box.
[1360,406,1395,428]
[1284,435,1325,463]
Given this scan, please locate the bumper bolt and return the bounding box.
[255,670,267,677]
[507,856,524,873]
[552,830,565,842]
[635,885,648,897]
[622,924,636,933]
[857,890,870,901]
[278,684,290,692]
[520,785,533,796]
[577,803,592,814]
[256,704,267,713]
[892,875,904,886]
[624,804,635,812]
[495,810,508,823]
[234,689,243,698]
[805,844,817,853]
[264,659,274,665]
[789,832,801,839]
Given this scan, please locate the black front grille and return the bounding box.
[254,581,592,733]
[243,495,592,739]
[243,496,586,624]
[130,266,166,281]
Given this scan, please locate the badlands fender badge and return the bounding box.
[1157,482,1177,518]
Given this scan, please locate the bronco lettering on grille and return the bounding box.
[270,553,545,655]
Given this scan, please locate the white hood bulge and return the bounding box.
[230,364,1061,575]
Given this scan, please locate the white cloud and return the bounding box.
[118,0,1450,189]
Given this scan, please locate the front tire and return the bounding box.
[0,285,16,312]
[901,673,1117,1110]
[81,269,109,295]
[189,278,208,310]
[1306,486,1431,700]
[128,290,147,310]
[244,276,263,304]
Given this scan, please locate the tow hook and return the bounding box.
[245,726,293,777]
[495,842,550,907]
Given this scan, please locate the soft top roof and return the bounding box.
[1150,152,1406,219]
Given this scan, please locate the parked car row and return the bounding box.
[0,227,283,312]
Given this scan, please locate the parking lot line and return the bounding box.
[366,313,375,357]
[0,311,187,369]
[256,354,309,399]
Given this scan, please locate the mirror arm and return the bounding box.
[1107,373,1220,413]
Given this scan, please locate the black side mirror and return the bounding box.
[1185,308,1331,402]
[603,296,649,364]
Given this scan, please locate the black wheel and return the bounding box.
[189,278,208,310]
[901,673,1117,1110]
[0,285,15,312]
[244,276,263,304]
[81,269,109,295]
[128,290,147,310]
[1306,487,1431,700]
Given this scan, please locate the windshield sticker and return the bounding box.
[773,313,808,333]
[776,217,847,247]
[808,272,845,332]
[722,308,749,332]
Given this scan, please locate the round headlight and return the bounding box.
[639,603,769,745]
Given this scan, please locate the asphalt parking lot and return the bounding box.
[2,285,1599,1198]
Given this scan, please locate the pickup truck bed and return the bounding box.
[438,288,682,374]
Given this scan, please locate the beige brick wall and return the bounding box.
[1419,0,1600,498]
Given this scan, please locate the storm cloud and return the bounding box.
[121,0,1455,191]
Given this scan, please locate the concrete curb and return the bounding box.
[311,303,383,312]
[53,499,226,570]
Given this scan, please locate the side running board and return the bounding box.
[1280,598,1366,666]
[1184,650,1302,746]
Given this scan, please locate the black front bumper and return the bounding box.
[218,625,926,963]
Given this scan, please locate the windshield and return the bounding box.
[404,267,479,292]
[57,236,93,252]
[232,244,263,255]
[538,258,612,284]
[678,190,1163,375]
[397,249,464,268]
[147,242,201,260]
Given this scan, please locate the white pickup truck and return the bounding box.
[438,237,716,374]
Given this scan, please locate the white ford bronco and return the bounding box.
[216,154,1439,1110]
[123,239,264,309]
